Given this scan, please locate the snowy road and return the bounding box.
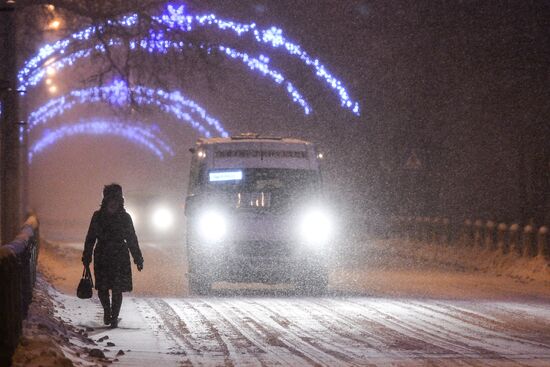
[34,238,550,366]
[61,294,550,366]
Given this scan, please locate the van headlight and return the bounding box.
[299,208,332,246]
[198,210,226,242]
[151,206,175,232]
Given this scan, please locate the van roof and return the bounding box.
[197,134,313,146]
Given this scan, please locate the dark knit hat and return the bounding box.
[103,183,123,200]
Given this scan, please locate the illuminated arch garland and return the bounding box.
[29,120,174,162]
[19,14,138,86]
[218,46,310,114]
[19,5,359,115]
[24,41,311,115]
[160,5,359,115]
[28,80,229,138]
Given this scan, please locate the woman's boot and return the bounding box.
[110,292,123,328]
[98,289,111,325]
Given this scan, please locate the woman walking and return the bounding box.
[82,184,144,328]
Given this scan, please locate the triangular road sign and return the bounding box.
[404,150,422,170]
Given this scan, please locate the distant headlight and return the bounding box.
[151,206,175,231]
[299,208,332,246]
[198,210,226,242]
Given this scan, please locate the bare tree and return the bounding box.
[1,0,227,241]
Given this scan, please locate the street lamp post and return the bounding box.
[0,1,22,244]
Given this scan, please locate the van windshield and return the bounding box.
[207,168,320,212]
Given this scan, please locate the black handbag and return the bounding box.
[77,266,94,299]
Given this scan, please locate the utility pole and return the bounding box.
[0,0,22,244]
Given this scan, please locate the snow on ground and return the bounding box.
[10,236,550,366]
[12,274,183,366]
[11,276,105,367]
[333,237,550,300]
[12,278,550,366]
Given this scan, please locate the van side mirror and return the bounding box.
[189,147,196,154]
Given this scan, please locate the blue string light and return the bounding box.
[160,5,359,114]
[19,4,360,116]
[218,46,310,114]
[28,80,228,138]
[19,15,137,88]
[29,120,174,162]
[24,41,312,115]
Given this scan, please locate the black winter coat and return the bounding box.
[83,209,143,292]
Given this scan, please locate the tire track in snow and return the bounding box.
[249,299,367,366]
[307,297,418,349]
[209,298,323,366]
[227,298,380,366]
[330,298,493,367]
[321,298,466,359]
[203,298,326,366]
[476,303,550,339]
[166,299,266,367]
[409,301,550,350]
[426,301,550,363]
[153,299,234,366]
[392,299,550,364]
[345,298,535,367]
[264,298,379,365]
[305,298,423,362]
[141,298,201,366]
[134,296,550,366]
[391,301,516,347]
[438,303,504,324]
[383,300,536,367]
[438,302,550,348]
[132,298,192,364]
[198,300,303,366]
[146,298,211,364]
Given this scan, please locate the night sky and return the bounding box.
[28,1,550,238]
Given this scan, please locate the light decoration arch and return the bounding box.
[29,120,174,162]
[24,42,312,116]
[28,80,229,138]
[19,5,360,116]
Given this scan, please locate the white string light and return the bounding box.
[28,119,174,162]
[19,5,360,115]
[24,40,312,115]
[28,80,228,137]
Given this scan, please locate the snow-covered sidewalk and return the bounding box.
[11,276,104,367]
[12,275,182,366]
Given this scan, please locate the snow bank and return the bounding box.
[333,237,550,297]
[395,239,550,283]
[11,276,115,367]
[340,235,550,282]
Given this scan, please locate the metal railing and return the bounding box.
[0,215,39,367]
[388,216,549,260]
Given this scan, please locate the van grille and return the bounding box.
[234,241,291,258]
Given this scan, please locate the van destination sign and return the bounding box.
[215,150,307,159]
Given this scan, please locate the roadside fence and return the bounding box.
[388,216,549,261]
[0,215,40,367]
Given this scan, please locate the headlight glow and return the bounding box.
[151,206,175,231]
[299,208,332,245]
[126,207,138,228]
[198,210,226,242]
